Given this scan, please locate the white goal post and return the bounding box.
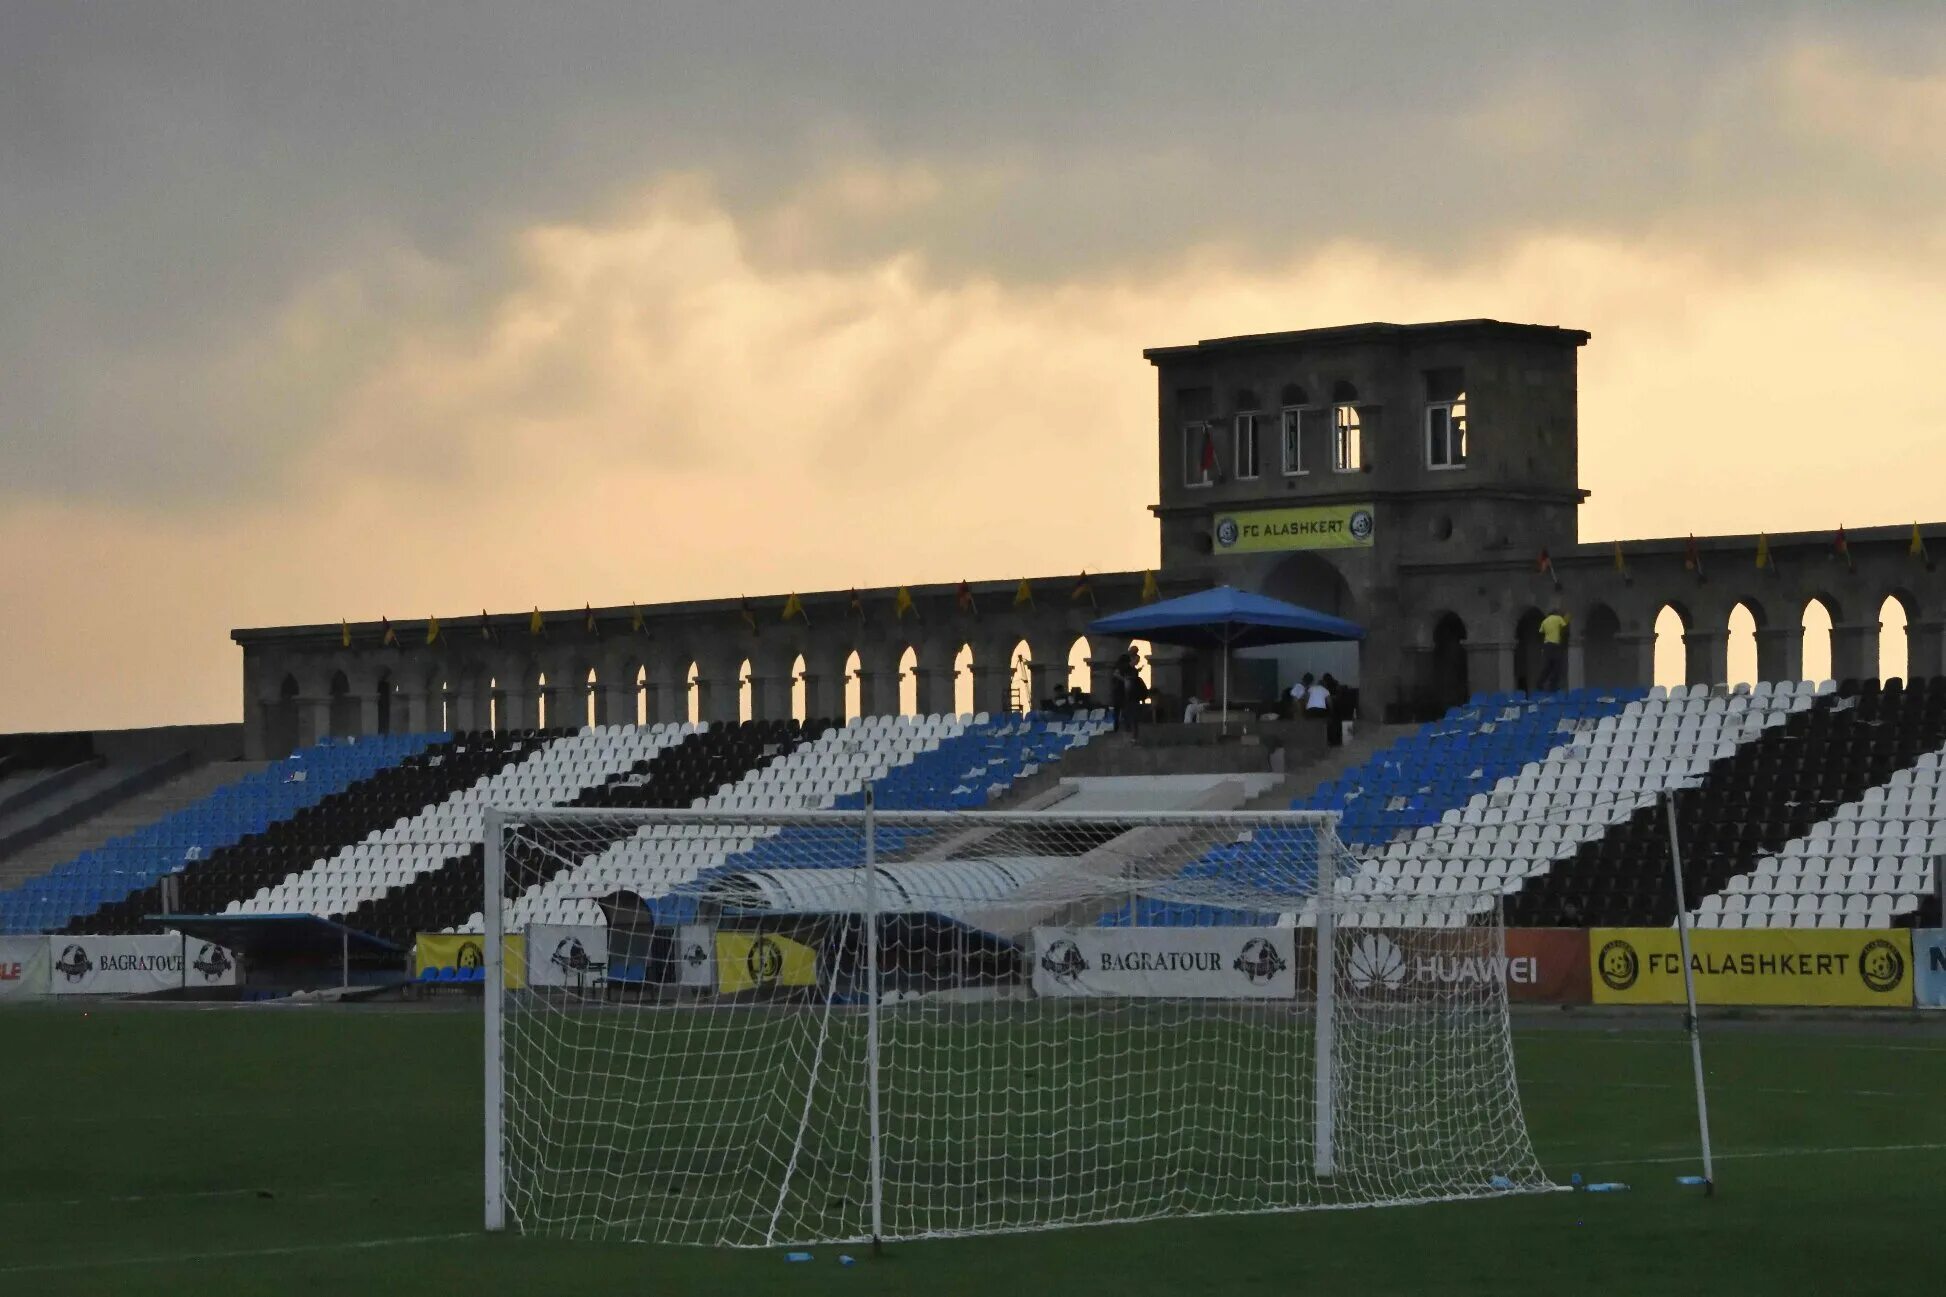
[482,803,1550,1246]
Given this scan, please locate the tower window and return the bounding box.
[1183,423,1215,487]
[1281,407,1309,475]
[1425,368,1467,469]
[1233,412,1261,480]
[1333,404,1363,473]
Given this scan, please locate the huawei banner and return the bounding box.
[1032,927,1295,999]
[1590,928,1913,1007]
[0,936,50,998]
[525,924,607,988]
[1504,929,1593,1004]
[45,934,238,995]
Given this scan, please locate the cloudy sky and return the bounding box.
[5,2,1946,730]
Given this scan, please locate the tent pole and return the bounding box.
[1221,638,1231,736]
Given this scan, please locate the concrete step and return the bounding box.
[0,761,268,892]
[1236,722,1414,814]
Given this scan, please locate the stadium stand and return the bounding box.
[339,719,798,945]
[0,734,437,935]
[1343,682,1808,920]
[1280,679,1942,930]
[11,682,1943,947]
[1692,678,1946,929]
[64,731,544,934]
[493,712,1111,931]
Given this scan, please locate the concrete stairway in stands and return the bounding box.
[0,762,266,891]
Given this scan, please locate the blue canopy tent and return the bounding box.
[1088,586,1365,732]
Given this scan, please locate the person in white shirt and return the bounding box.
[1183,696,1206,723]
[1301,673,1329,718]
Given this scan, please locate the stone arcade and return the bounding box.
[235,319,1946,759]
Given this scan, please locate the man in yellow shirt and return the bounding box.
[1537,609,1570,691]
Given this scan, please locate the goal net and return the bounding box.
[484,805,1550,1246]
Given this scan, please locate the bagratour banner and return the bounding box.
[716,931,819,993]
[676,924,715,988]
[1032,927,1295,999]
[1589,928,1913,1007]
[1914,931,1946,1009]
[0,936,50,998]
[45,934,237,995]
[525,924,607,988]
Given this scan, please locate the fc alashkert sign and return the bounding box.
[1213,504,1376,554]
[1589,928,1913,1007]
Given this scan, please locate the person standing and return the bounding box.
[1117,651,1149,738]
[1108,654,1130,732]
[1537,608,1571,692]
[1319,673,1343,746]
[1301,673,1329,721]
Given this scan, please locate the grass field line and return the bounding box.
[1525,1028,1946,1043]
[0,1172,474,1210]
[1525,1077,1905,1099]
[1572,1139,1946,1170]
[0,1231,477,1277]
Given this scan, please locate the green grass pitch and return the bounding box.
[0,1003,1940,1294]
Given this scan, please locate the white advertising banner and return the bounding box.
[46,934,237,995]
[525,924,608,987]
[0,935,50,998]
[1032,926,1296,999]
[676,924,715,988]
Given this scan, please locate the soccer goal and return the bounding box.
[482,804,1550,1247]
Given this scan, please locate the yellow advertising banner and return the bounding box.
[1212,503,1376,554]
[716,931,819,993]
[413,932,526,989]
[1589,928,1912,1007]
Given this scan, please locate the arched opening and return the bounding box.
[898,646,919,717]
[1726,603,1759,688]
[374,672,395,734]
[1653,605,1688,690]
[268,675,301,757]
[1011,639,1034,713]
[790,655,808,723]
[1880,594,1911,685]
[844,651,862,722]
[328,671,356,737]
[1067,637,1091,697]
[1580,604,1627,688]
[953,643,975,716]
[738,658,754,723]
[1512,609,1545,693]
[427,672,449,732]
[585,668,599,728]
[1801,598,1835,685]
[634,665,648,727]
[1256,552,1360,691]
[685,662,701,726]
[1430,614,1469,712]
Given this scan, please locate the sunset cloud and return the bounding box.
[4,4,1946,729]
